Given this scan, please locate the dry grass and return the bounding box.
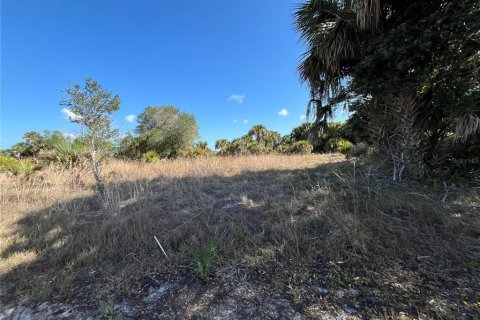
[1,154,479,318]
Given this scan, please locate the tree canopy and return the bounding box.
[123,106,199,158]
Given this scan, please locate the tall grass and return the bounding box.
[0,154,478,318]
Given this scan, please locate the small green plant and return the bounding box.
[143,150,159,163]
[99,296,123,320]
[192,240,218,282]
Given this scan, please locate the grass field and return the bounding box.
[1,154,479,319]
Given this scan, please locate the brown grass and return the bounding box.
[1,154,479,318]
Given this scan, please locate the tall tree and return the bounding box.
[295,0,480,178]
[60,78,120,197]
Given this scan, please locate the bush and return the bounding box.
[143,150,159,163]
[224,137,256,156]
[338,139,353,155]
[39,141,88,169]
[0,156,19,174]
[16,159,36,177]
[0,156,36,178]
[326,138,353,154]
[349,142,369,157]
[178,145,213,158]
[287,140,313,155]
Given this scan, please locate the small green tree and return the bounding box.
[10,143,28,158]
[60,78,120,197]
[22,131,45,158]
[135,106,199,158]
[286,140,313,155]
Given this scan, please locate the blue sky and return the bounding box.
[1,0,347,149]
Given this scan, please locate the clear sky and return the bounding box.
[1,0,347,149]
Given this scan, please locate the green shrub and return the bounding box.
[276,143,290,154]
[39,141,88,169]
[143,150,159,163]
[224,137,255,155]
[17,159,35,177]
[55,141,88,168]
[0,156,36,178]
[349,142,369,157]
[0,156,19,173]
[338,139,353,155]
[247,143,264,155]
[178,148,195,158]
[326,138,353,154]
[179,142,213,158]
[288,140,313,154]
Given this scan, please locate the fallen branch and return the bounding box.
[442,182,455,203]
[154,236,168,258]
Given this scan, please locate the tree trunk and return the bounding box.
[90,150,105,198]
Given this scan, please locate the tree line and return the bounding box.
[1,85,367,164]
[1,78,369,196]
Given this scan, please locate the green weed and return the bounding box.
[192,240,219,282]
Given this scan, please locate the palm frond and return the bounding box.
[455,114,480,142]
[296,1,360,96]
[318,18,359,78]
[294,0,344,43]
[295,0,378,132]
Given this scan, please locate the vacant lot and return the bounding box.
[1,154,479,319]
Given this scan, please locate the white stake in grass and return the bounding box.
[154,236,168,258]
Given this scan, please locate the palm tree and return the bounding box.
[215,139,229,155]
[248,125,270,144]
[197,141,208,149]
[295,0,380,135]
